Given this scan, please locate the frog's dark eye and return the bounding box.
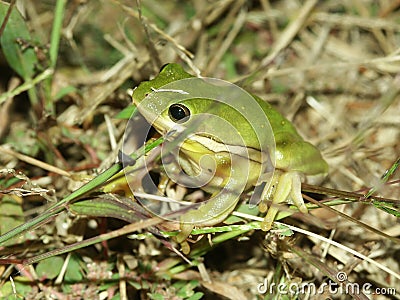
[168,104,190,122]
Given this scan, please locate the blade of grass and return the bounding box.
[23,216,164,265]
[364,157,400,199]
[0,145,71,177]
[0,137,163,245]
[0,1,40,111]
[303,194,400,244]
[230,213,400,281]
[0,68,53,105]
[43,0,67,115]
[301,183,399,207]
[49,0,66,69]
[0,0,16,38]
[0,162,123,245]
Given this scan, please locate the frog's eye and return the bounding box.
[168,104,190,122]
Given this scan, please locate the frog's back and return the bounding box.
[253,95,328,176]
[252,95,302,144]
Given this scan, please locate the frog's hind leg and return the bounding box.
[261,171,306,231]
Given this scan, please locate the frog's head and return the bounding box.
[131,64,269,149]
[132,64,193,106]
[131,64,195,135]
[131,64,230,140]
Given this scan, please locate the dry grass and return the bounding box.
[0,0,399,299]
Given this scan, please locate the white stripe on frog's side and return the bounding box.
[180,134,263,164]
[150,87,189,95]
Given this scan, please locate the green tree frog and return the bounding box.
[130,63,328,246]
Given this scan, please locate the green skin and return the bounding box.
[132,64,328,246]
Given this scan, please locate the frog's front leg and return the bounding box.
[260,171,307,231]
[175,190,241,253]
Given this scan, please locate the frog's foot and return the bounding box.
[175,223,194,254]
[261,171,307,231]
[176,223,194,244]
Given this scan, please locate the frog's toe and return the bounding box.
[175,223,194,254]
[180,241,191,255]
[261,209,278,231]
[289,172,308,214]
[260,172,292,230]
[260,171,307,231]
